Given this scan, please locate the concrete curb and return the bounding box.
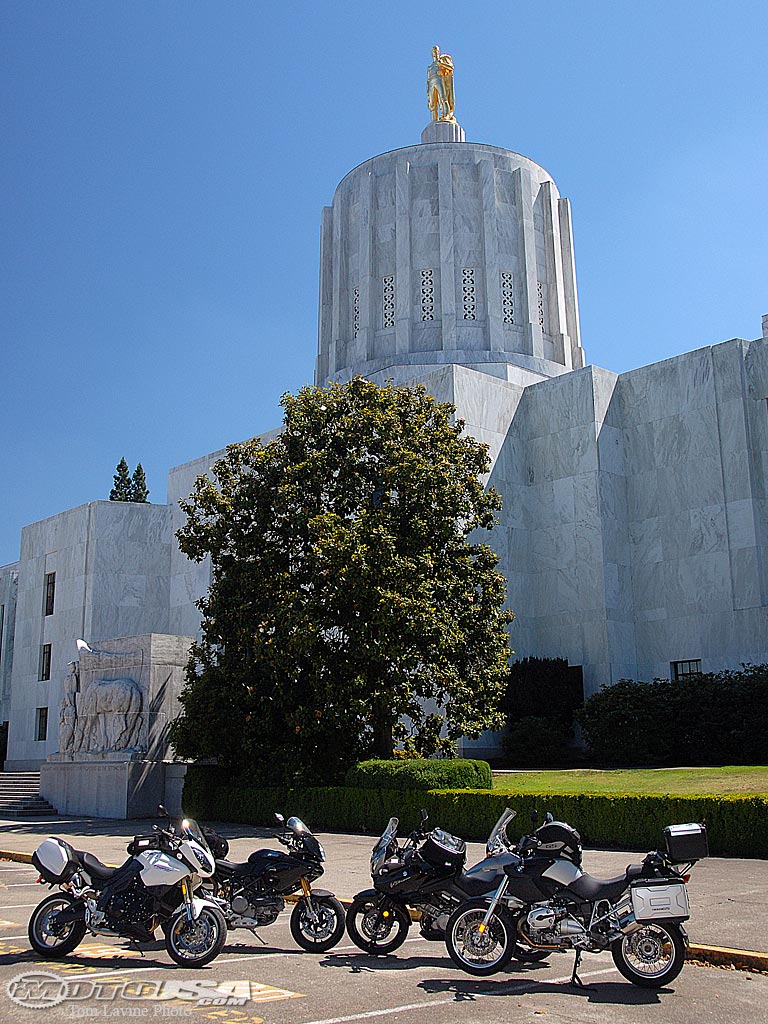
[4,848,766,972]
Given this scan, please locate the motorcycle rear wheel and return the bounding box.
[165,905,227,967]
[611,919,686,988]
[28,894,86,958]
[346,897,410,955]
[290,895,346,953]
[445,899,517,976]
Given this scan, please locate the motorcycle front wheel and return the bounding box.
[611,920,686,988]
[28,893,86,958]
[345,897,411,955]
[445,899,517,976]
[165,905,227,967]
[290,895,346,952]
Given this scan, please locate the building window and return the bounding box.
[671,660,702,680]
[382,275,395,329]
[44,572,56,616]
[39,644,52,681]
[0,604,4,662]
[35,707,48,742]
[501,271,515,325]
[536,280,545,327]
[420,269,434,321]
[352,287,360,339]
[461,268,476,320]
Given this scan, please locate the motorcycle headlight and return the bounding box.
[193,849,213,873]
[317,842,326,862]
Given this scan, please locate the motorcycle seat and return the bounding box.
[74,850,122,881]
[568,863,645,904]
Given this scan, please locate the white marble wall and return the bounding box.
[316,139,584,386]
[0,563,19,727]
[5,501,173,769]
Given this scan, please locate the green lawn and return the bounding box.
[491,766,768,796]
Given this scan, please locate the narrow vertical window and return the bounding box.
[353,287,360,339]
[536,280,545,328]
[35,707,48,741]
[0,604,4,663]
[44,572,56,616]
[501,271,515,325]
[461,268,476,320]
[39,644,52,681]
[420,269,434,321]
[382,276,395,329]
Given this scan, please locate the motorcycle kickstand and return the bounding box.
[569,950,593,989]
[248,929,268,946]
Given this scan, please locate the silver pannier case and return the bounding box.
[32,837,79,884]
[631,880,690,921]
[663,822,709,863]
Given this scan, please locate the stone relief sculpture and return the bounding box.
[427,45,456,122]
[57,656,145,756]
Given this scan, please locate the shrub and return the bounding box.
[344,758,493,791]
[578,665,768,766]
[502,716,573,767]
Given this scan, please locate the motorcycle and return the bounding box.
[345,808,537,970]
[445,807,708,988]
[203,813,345,953]
[29,816,227,967]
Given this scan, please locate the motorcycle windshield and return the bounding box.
[182,818,211,854]
[371,817,399,875]
[486,807,516,855]
[287,816,324,861]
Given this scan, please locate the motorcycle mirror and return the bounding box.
[274,813,285,825]
[157,804,170,819]
[420,807,428,823]
[531,807,539,826]
[545,811,554,823]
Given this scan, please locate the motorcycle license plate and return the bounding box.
[631,882,690,921]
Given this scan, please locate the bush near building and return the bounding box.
[577,664,768,766]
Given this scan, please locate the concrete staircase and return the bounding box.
[0,772,57,817]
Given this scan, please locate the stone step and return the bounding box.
[0,796,57,816]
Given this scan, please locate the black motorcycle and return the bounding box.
[445,807,707,988]
[345,809,531,969]
[202,813,346,953]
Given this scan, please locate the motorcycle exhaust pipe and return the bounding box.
[617,909,642,935]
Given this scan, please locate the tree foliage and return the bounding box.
[110,458,150,502]
[110,457,132,501]
[170,378,514,783]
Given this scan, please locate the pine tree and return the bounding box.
[130,463,149,503]
[109,458,132,501]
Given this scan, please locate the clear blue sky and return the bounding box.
[2,1,766,565]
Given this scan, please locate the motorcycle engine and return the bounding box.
[526,904,586,946]
[106,884,154,928]
[231,892,283,925]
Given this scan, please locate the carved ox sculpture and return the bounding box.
[73,676,143,754]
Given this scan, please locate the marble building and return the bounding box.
[1,96,766,775]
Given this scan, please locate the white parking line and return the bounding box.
[300,966,620,1024]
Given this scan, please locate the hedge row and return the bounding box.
[344,758,493,791]
[183,765,768,858]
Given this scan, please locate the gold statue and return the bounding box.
[426,45,456,122]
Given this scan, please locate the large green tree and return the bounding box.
[170,378,513,783]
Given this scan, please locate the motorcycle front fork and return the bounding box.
[300,878,318,923]
[479,877,509,933]
[180,878,195,923]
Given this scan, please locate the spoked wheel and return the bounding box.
[28,894,87,958]
[290,895,346,953]
[165,905,227,967]
[611,920,686,988]
[445,899,516,976]
[346,897,411,955]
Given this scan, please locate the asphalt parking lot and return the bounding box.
[2,861,766,1024]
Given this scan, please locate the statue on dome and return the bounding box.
[426,45,456,123]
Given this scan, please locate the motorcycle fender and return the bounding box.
[306,888,334,899]
[352,888,379,901]
[188,896,219,921]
